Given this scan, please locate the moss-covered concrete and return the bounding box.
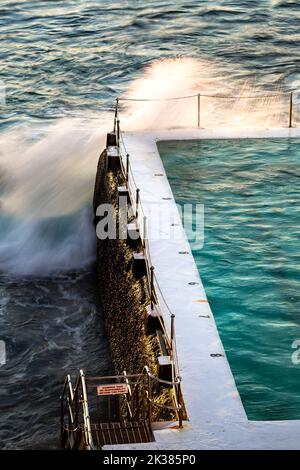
[93,150,157,376]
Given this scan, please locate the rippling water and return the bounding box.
[1,0,300,125]
[1,0,300,448]
[0,270,112,449]
[160,139,300,420]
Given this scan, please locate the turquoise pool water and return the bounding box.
[159,139,300,421]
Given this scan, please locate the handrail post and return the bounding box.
[123,370,133,420]
[74,376,79,431]
[60,374,76,446]
[114,97,119,133]
[135,188,140,219]
[150,266,155,309]
[126,153,129,187]
[147,374,152,427]
[143,216,147,248]
[79,369,93,450]
[170,314,175,359]
[177,382,183,428]
[289,92,293,128]
[116,119,120,148]
[197,93,200,128]
[60,381,66,441]
[168,315,183,428]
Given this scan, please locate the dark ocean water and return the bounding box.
[0,270,112,449]
[0,0,300,448]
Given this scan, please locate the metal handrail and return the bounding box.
[116,107,181,379]
[78,369,94,450]
[145,394,181,412]
[127,366,183,427]
[118,90,293,101]
[113,103,184,427]
[87,373,142,381]
[60,370,95,450]
[61,366,184,443]
[117,89,296,130]
[124,367,177,425]
[60,374,75,441]
[146,366,183,427]
[123,370,134,420]
[60,373,74,402]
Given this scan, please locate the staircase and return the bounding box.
[60,367,183,450]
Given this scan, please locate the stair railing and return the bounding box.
[123,366,183,428]
[60,369,95,450]
[60,374,75,441]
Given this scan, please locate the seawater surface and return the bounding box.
[1,0,300,448]
[0,269,112,449]
[1,0,300,122]
[159,139,300,420]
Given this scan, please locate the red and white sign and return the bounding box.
[97,383,129,396]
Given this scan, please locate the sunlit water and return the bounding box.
[159,139,300,420]
[1,0,300,448]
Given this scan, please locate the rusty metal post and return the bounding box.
[197,93,201,128]
[126,153,129,187]
[135,188,140,220]
[289,92,293,128]
[150,266,154,309]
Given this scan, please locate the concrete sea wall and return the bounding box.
[93,150,158,376]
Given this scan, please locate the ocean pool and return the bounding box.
[159,138,300,421]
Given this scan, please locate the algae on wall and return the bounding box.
[93,150,157,376]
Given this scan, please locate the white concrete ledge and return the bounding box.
[119,127,300,449]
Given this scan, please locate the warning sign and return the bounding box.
[97,383,129,396]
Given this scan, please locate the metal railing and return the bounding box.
[124,366,183,427]
[60,374,75,439]
[60,369,95,450]
[114,109,183,392]
[116,114,180,368]
[60,367,184,450]
[86,366,183,428]
[117,90,298,129]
